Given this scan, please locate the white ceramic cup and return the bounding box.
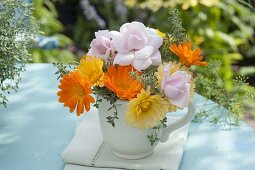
[97,98,195,159]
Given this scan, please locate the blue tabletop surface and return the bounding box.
[0,64,254,170]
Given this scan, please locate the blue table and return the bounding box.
[0,64,254,170]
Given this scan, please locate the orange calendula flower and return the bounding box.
[57,71,95,116]
[77,55,104,87]
[169,42,208,67]
[104,65,143,100]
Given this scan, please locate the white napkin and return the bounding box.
[61,108,189,170]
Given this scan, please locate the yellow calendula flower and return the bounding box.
[125,87,169,129]
[156,29,166,39]
[77,55,104,87]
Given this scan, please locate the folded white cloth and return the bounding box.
[61,108,189,170]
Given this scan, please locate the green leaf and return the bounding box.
[239,66,255,75]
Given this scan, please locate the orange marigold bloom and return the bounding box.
[57,71,95,116]
[104,65,143,100]
[169,42,208,67]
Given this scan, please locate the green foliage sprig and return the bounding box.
[0,0,38,107]
[93,87,119,127]
[239,0,255,11]
[53,56,79,79]
[168,9,187,44]
[147,117,167,146]
[194,59,255,126]
[52,62,72,79]
[130,66,159,93]
[160,8,188,63]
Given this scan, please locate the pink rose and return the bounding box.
[161,65,191,108]
[112,22,163,71]
[87,30,116,61]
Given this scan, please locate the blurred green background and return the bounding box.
[31,0,255,86]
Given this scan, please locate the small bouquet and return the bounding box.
[57,21,207,129]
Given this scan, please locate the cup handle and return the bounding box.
[160,101,195,143]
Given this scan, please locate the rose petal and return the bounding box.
[148,35,163,52]
[169,83,191,108]
[95,30,111,39]
[88,30,116,61]
[91,38,108,54]
[88,48,107,60]
[87,49,94,56]
[120,23,131,33]
[169,71,191,86]
[161,64,170,90]
[123,23,148,50]
[146,27,157,35]
[105,48,111,57]
[110,30,119,37]
[127,34,147,50]
[112,34,129,53]
[132,58,152,71]
[151,50,162,65]
[134,46,154,60]
[113,52,135,66]
[164,84,183,99]
[92,54,108,60]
